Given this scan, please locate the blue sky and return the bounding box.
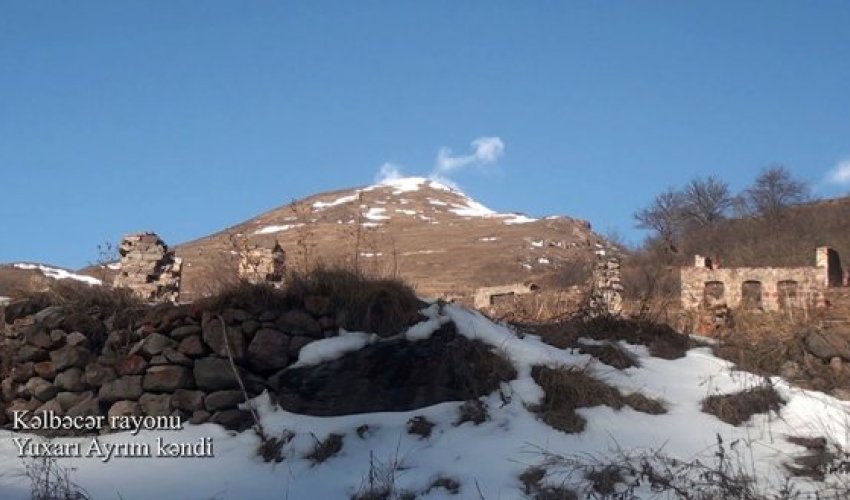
[2,1,849,269]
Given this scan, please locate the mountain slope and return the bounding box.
[173,177,607,301]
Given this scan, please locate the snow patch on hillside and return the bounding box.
[12,263,101,285]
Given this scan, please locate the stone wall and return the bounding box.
[113,232,182,303]
[238,239,286,286]
[680,247,840,312]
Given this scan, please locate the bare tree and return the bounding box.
[633,187,685,252]
[742,165,811,218]
[681,175,732,227]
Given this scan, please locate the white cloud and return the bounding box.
[432,136,505,176]
[372,136,505,187]
[826,159,850,185]
[375,162,404,183]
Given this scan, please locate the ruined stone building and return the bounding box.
[113,232,182,302]
[238,239,286,286]
[680,246,843,312]
[588,250,624,316]
[473,282,538,309]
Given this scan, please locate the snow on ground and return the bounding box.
[2,304,848,499]
[313,194,360,210]
[253,224,304,235]
[364,207,390,221]
[12,263,101,285]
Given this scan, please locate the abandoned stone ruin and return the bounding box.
[680,246,844,312]
[113,232,182,303]
[587,250,624,317]
[472,282,538,309]
[237,239,286,286]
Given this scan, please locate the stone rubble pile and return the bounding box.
[113,232,182,303]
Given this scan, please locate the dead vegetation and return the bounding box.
[305,432,345,464]
[530,365,667,434]
[521,315,692,361]
[455,399,488,426]
[700,383,785,426]
[406,416,435,439]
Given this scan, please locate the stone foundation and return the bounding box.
[238,239,286,286]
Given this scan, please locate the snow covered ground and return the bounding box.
[1,304,848,499]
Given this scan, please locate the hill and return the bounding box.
[171,177,607,301]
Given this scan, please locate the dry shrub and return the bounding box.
[701,384,785,426]
[523,315,691,360]
[518,466,578,500]
[195,265,424,337]
[406,416,435,439]
[455,399,488,426]
[531,365,667,434]
[305,433,344,464]
[285,266,424,337]
[577,343,639,370]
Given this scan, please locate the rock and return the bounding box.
[275,310,322,338]
[83,364,117,387]
[178,335,206,357]
[26,377,59,402]
[202,319,246,361]
[56,391,92,412]
[66,393,100,420]
[49,345,90,371]
[304,295,330,317]
[49,329,67,347]
[241,320,261,336]
[210,409,253,432]
[108,400,141,420]
[16,345,49,363]
[25,328,53,349]
[139,393,172,416]
[98,376,143,403]
[140,333,178,357]
[35,398,64,417]
[831,356,844,375]
[143,365,191,392]
[204,390,244,412]
[160,348,192,366]
[170,325,202,341]
[779,361,803,380]
[34,306,66,328]
[193,358,240,391]
[60,312,106,340]
[1,379,16,400]
[190,410,211,425]
[806,330,850,361]
[54,368,86,392]
[117,355,148,376]
[5,399,39,421]
[258,311,279,322]
[33,361,57,380]
[247,329,290,371]
[11,362,35,383]
[172,389,205,412]
[66,331,89,347]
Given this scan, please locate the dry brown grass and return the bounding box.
[701,384,785,426]
[531,365,667,434]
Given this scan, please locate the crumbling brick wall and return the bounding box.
[113,232,182,302]
[680,247,840,312]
